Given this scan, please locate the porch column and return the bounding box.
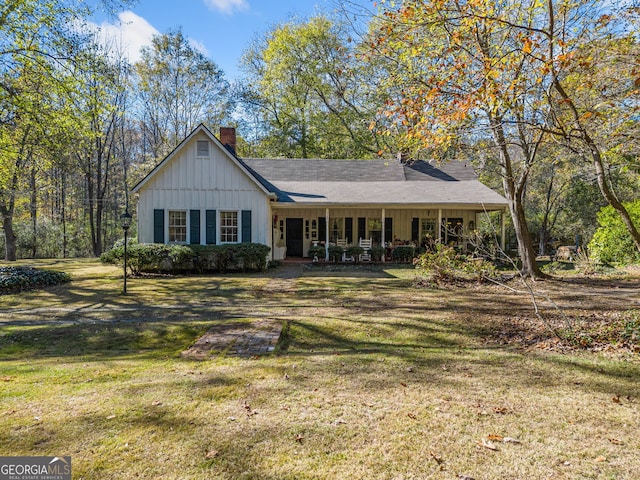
[501,208,507,252]
[325,208,330,262]
[437,209,443,243]
[381,208,386,263]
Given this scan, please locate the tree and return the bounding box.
[0,0,131,260]
[368,0,551,277]
[135,29,231,162]
[239,15,390,159]
[541,3,640,255]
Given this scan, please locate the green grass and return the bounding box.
[1,259,639,479]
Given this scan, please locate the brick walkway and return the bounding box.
[181,263,302,360]
[181,318,282,359]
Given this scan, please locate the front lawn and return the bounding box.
[1,259,638,479]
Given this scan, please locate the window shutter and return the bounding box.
[190,210,200,244]
[344,218,353,244]
[384,217,393,243]
[206,210,216,244]
[318,217,326,242]
[153,209,164,243]
[357,217,366,241]
[241,210,252,243]
[411,218,419,242]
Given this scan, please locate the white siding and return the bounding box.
[136,133,271,246]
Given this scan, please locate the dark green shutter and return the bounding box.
[411,218,419,243]
[153,209,164,243]
[357,217,366,242]
[241,210,252,243]
[190,210,200,244]
[344,218,353,244]
[318,217,326,242]
[384,217,393,243]
[206,210,216,244]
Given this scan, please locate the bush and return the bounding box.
[308,245,326,260]
[588,200,640,265]
[414,244,497,284]
[369,245,386,262]
[345,245,364,263]
[391,245,415,263]
[327,245,344,262]
[100,243,271,274]
[0,266,71,293]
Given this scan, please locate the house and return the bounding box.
[131,124,509,261]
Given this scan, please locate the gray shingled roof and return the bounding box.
[241,158,507,207]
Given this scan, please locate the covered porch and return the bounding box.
[270,205,507,262]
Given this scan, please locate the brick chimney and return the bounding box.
[219,127,236,154]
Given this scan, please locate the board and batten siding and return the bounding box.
[136,133,271,246]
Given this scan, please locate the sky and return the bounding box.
[91,0,374,81]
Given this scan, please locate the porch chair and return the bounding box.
[337,238,354,262]
[359,238,372,262]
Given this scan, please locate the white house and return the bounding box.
[131,124,509,261]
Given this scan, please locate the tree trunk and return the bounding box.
[1,209,17,261]
[490,116,543,277]
[30,164,37,258]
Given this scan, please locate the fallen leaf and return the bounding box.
[503,437,521,444]
[477,439,499,451]
[487,434,503,441]
[608,438,624,445]
[612,395,621,404]
[407,412,417,419]
[595,455,607,462]
[400,382,407,387]
[493,406,508,414]
[205,449,219,459]
[1,377,13,382]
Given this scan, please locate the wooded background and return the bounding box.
[1,0,638,269]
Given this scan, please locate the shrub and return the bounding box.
[327,245,344,262]
[369,245,386,262]
[414,244,497,284]
[0,266,71,293]
[100,243,271,274]
[588,200,640,265]
[308,245,326,260]
[345,245,364,263]
[391,245,415,263]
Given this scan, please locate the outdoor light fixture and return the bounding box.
[120,208,132,294]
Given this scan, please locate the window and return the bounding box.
[169,211,187,243]
[196,140,209,157]
[421,218,436,242]
[330,218,344,243]
[220,211,238,243]
[368,218,382,244]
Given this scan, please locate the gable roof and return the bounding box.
[131,124,275,197]
[243,158,508,208]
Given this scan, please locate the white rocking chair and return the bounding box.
[359,238,372,262]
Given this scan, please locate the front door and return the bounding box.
[286,218,304,257]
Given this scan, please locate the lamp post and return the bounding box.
[120,208,132,294]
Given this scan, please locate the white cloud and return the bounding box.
[203,0,249,15]
[87,11,159,63]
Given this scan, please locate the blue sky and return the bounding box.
[92,0,374,81]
